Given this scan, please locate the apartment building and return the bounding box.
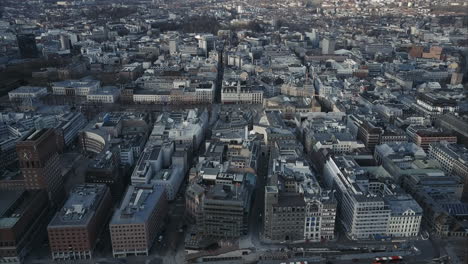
[200,182,252,239]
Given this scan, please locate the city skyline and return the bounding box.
[0,0,467,264]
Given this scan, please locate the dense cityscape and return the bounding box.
[0,0,467,264]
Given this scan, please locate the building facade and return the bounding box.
[8,86,48,102]
[323,155,422,240]
[109,184,168,257]
[47,184,112,260]
[16,129,64,205]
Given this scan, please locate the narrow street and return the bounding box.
[247,145,269,248]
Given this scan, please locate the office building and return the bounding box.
[321,37,336,55]
[200,180,253,239]
[264,139,337,242]
[52,78,100,96]
[47,184,112,260]
[221,80,264,105]
[8,86,48,102]
[59,34,71,50]
[86,86,120,104]
[110,185,167,257]
[85,149,124,201]
[323,155,422,240]
[264,187,305,241]
[0,190,49,264]
[413,130,457,151]
[428,143,468,201]
[374,142,426,166]
[357,121,382,151]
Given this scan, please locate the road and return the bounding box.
[247,144,269,248]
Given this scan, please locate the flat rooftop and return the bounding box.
[153,169,173,181]
[48,184,108,228]
[52,78,100,88]
[88,86,119,96]
[111,184,165,225]
[9,86,47,93]
[0,190,42,229]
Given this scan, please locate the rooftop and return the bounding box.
[111,184,165,225]
[9,86,47,94]
[52,77,100,88]
[386,194,423,216]
[88,86,120,96]
[0,190,43,229]
[49,184,108,227]
[153,169,173,181]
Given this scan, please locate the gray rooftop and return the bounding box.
[110,184,165,225]
[49,184,108,228]
[386,195,423,216]
[9,86,47,94]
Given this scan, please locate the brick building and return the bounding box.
[16,129,64,205]
[413,131,457,151]
[109,184,167,257]
[47,184,112,260]
[0,190,49,263]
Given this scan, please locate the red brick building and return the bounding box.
[0,190,49,263]
[16,129,64,205]
[110,184,167,257]
[47,184,112,260]
[414,131,457,151]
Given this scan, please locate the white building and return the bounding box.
[150,109,208,149]
[8,86,48,101]
[311,132,365,154]
[194,81,215,103]
[428,142,468,175]
[130,109,208,201]
[131,143,174,185]
[323,155,422,240]
[221,81,263,104]
[52,78,100,96]
[133,92,170,104]
[87,86,120,104]
[387,195,422,237]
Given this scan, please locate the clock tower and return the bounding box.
[16,128,64,206]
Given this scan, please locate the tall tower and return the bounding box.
[16,129,64,205]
